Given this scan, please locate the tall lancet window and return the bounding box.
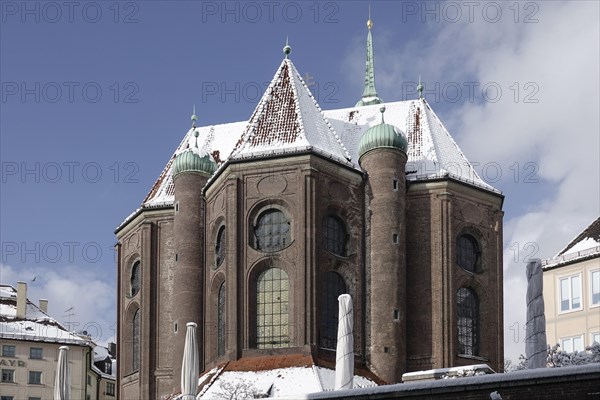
[217,282,226,357]
[457,287,479,356]
[131,261,140,296]
[132,308,140,371]
[256,268,290,348]
[216,226,226,267]
[324,216,348,256]
[319,272,347,349]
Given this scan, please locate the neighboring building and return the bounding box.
[0,282,116,400]
[543,217,600,352]
[115,18,504,399]
[90,344,117,400]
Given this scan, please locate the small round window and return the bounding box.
[215,226,226,267]
[253,209,291,252]
[457,234,480,273]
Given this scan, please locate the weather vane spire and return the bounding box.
[283,36,291,58]
[191,105,198,128]
[417,75,424,99]
[355,6,382,107]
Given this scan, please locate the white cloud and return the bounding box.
[1,263,116,345]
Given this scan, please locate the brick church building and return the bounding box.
[115,17,504,399]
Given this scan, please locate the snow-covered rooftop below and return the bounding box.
[558,217,600,256]
[544,217,600,268]
[0,284,89,345]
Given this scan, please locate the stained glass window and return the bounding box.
[217,282,226,357]
[216,226,226,267]
[256,268,290,348]
[457,287,479,356]
[132,308,140,371]
[254,210,290,252]
[457,235,479,272]
[131,261,140,296]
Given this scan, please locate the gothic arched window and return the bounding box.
[255,268,289,349]
[457,234,480,273]
[216,226,226,267]
[457,287,479,356]
[319,272,347,349]
[324,216,348,256]
[132,308,140,371]
[254,209,290,252]
[131,261,140,296]
[217,282,226,357]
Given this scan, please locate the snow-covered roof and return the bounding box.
[543,217,600,269]
[117,59,500,230]
[0,285,89,345]
[558,217,600,256]
[230,58,351,165]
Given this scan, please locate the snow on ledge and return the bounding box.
[278,364,600,399]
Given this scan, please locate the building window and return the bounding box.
[254,209,291,252]
[457,234,480,273]
[319,272,347,349]
[457,287,479,356]
[591,270,600,306]
[216,226,226,267]
[131,261,141,297]
[87,374,91,386]
[106,382,115,396]
[132,308,140,371]
[29,347,43,359]
[591,332,600,345]
[1,369,14,383]
[560,274,582,312]
[324,215,348,256]
[256,268,290,349]
[561,335,584,353]
[29,397,42,400]
[28,371,42,384]
[104,360,112,374]
[2,345,15,357]
[2,396,14,400]
[217,282,226,357]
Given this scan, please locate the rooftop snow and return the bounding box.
[230,59,351,166]
[118,63,500,229]
[557,217,600,256]
[0,284,88,345]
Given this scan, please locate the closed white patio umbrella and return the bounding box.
[181,322,199,400]
[335,294,354,390]
[54,345,70,400]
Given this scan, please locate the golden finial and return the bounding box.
[367,5,373,29]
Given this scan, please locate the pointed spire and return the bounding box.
[191,105,198,128]
[283,36,291,58]
[356,7,382,107]
[417,76,424,99]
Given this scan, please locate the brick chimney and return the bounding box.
[16,281,27,318]
[39,299,48,313]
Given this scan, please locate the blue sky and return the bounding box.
[1,1,598,362]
